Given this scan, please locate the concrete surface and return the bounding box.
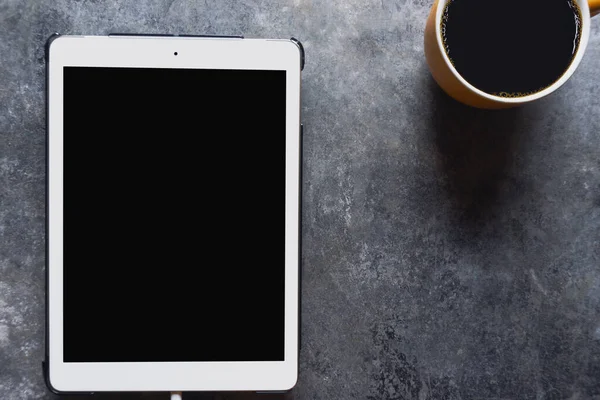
[1,0,600,399]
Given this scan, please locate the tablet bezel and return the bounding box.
[47,35,300,393]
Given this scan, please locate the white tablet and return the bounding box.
[45,34,303,394]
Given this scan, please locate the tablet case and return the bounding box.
[43,32,304,396]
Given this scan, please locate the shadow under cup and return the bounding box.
[424,0,594,109]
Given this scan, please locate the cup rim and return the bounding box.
[435,0,591,104]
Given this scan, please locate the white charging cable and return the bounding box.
[171,392,182,400]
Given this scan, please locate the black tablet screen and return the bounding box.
[62,67,286,362]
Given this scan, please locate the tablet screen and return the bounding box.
[62,67,286,362]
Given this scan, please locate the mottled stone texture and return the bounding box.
[1,0,600,399]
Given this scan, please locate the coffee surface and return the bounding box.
[441,0,582,97]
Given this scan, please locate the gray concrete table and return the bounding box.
[1,1,600,399]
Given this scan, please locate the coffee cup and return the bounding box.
[425,0,599,109]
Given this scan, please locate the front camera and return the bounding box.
[174,52,178,56]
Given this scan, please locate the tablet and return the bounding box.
[46,34,302,393]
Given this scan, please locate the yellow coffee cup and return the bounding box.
[425,0,600,109]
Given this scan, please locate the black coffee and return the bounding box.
[441,0,582,97]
